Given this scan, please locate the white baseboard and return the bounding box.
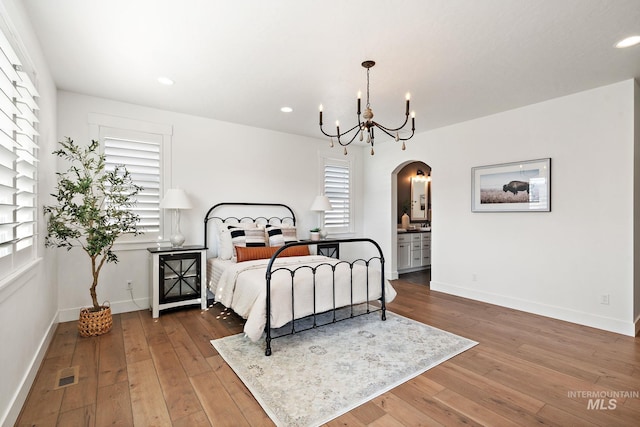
[431,281,636,337]
[57,297,150,323]
[2,313,57,427]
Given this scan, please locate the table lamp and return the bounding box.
[159,188,192,247]
[310,195,332,238]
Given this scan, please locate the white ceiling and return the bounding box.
[21,0,640,142]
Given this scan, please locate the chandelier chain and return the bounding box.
[366,67,371,109]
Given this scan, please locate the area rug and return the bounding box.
[211,310,477,427]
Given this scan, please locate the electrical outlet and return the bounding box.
[127,280,133,290]
[600,294,609,305]
[472,273,477,282]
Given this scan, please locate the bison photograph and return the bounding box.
[479,171,540,204]
[503,180,529,195]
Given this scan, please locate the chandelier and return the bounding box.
[319,60,415,155]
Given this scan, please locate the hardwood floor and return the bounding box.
[16,273,640,426]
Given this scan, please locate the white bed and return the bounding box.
[203,202,396,354]
[208,254,396,341]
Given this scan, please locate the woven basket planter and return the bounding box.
[78,304,112,337]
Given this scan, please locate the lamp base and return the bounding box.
[170,233,185,248]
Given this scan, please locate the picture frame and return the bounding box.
[471,158,551,212]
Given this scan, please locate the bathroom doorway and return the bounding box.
[394,161,431,284]
[397,161,431,228]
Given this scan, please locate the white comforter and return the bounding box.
[212,255,396,341]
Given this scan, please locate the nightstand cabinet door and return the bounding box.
[159,252,201,304]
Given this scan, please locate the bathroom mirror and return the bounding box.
[411,176,428,221]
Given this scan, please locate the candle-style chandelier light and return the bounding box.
[319,60,415,155]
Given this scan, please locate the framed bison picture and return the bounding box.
[471,158,551,212]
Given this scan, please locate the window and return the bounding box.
[0,27,39,282]
[322,157,352,234]
[89,114,172,246]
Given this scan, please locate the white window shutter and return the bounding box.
[103,136,161,234]
[0,28,39,278]
[323,158,352,234]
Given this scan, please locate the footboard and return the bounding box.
[264,238,386,356]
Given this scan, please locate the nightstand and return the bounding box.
[317,241,340,259]
[147,245,207,318]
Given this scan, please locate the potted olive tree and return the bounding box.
[44,137,142,337]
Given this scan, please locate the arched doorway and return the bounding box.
[392,161,431,284]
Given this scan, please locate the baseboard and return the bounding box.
[431,281,636,337]
[2,313,57,427]
[57,297,150,323]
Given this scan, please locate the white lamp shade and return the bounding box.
[160,188,192,210]
[310,195,332,211]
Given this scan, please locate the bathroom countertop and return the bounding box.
[397,228,431,233]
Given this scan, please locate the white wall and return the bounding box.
[634,79,640,332]
[56,90,365,320]
[363,79,637,336]
[0,1,58,426]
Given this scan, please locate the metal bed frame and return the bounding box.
[204,202,387,356]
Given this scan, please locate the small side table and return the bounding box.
[147,245,207,318]
[317,241,340,259]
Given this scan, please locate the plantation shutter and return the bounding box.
[0,27,39,278]
[323,158,352,234]
[103,136,161,234]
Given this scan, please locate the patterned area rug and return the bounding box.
[211,310,477,427]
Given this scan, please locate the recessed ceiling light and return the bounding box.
[280,106,293,113]
[615,35,640,48]
[157,76,174,85]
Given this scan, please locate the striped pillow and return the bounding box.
[265,225,285,246]
[265,225,298,247]
[229,226,267,250]
[218,222,256,260]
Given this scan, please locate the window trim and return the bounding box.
[88,113,173,250]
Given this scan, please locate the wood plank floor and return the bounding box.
[16,273,640,426]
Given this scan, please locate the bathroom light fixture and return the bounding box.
[414,169,429,182]
[319,60,415,156]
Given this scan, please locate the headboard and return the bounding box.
[203,202,297,255]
